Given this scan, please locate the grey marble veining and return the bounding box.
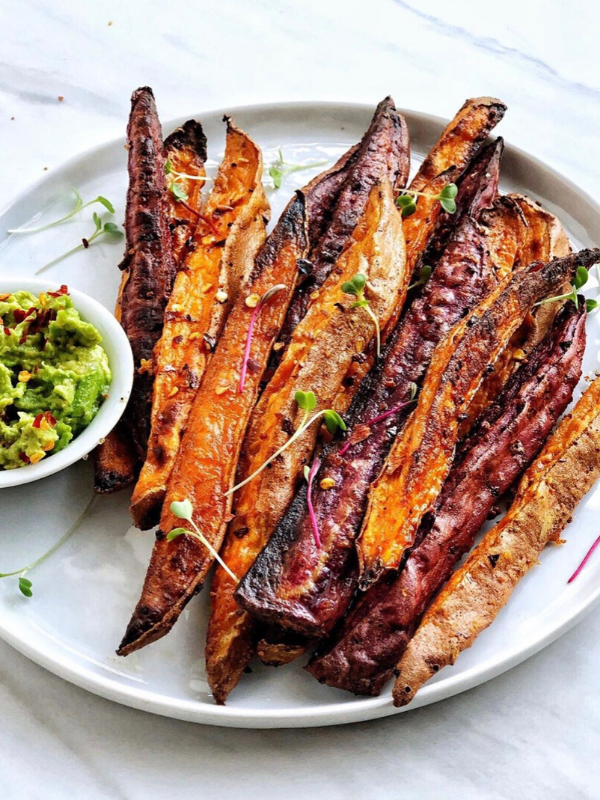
[1,1,600,798]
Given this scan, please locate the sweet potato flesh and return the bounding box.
[118,196,308,656]
[130,120,268,529]
[357,249,600,588]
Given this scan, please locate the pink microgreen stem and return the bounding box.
[239,285,286,392]
[339,396,416,456]
[305,458,322,547]
[567,533,600,583]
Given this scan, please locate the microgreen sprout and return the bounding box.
[338,383,417,456]
[408,265,432,291]
[535,266,597,311]
[239,284,287,392]
[164,157,211,203]
[342,273,381,357]
[36,213,124,274]
[567,532,600,583]
[268,148,328,189]
[396,183,458,218]
[304,458,322,547]
[8,189,116,235]
[0,494,96,598]
[168,499,239,583]
[225,390,346,496]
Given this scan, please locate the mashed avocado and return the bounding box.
[0,287,111,469]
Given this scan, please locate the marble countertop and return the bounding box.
[1,1,599,797]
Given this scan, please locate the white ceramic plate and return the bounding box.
[1,101,600,729]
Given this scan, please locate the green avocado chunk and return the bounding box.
[0,288,111,469]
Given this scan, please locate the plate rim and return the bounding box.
[1,99,600,728]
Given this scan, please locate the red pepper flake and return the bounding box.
[14,309,27,323]
[32,413,44,429]
[47,285,69,297]
[58,96,64,102]
[82,238,90,249]
[44,411,57,427]
[19,452,30,464]
[3,326,10,336]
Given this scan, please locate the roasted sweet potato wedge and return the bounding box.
[394,371,600,707]
[275,97,409,357]
[117,193,309,656]
[357,248,600,588]
[458,195,572,437]
[235,139,508,641]
[207,180,408,702]
[130,119,269,529]
[402,96,506,276]
[95,88,185,494]
[308,300,586,694]
[118,88,178,460]
[164,120,208,266]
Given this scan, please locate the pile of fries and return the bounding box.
[97,87,600,706]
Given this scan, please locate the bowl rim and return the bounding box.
[0,277,133,488]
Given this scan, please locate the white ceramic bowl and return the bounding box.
[0,277,133,488]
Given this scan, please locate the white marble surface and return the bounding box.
[1,0,600,797]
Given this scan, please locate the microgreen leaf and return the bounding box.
[342,274,381,357]
[269,165,283,189]
[103,222,121,235]
[18,577,33,597]
[586,298,598,312]
[323,409,347,435]
[267,148,329,190]
[341,273,367,297]
[170,182,189,202]
[166,499,239,582]
[165,158,173,174]
[303,465,310,482]
[170,499,194,521]
[97,196,115,213]
[396,194,417,218]
[295,390,317,413]
[166,527,190,541]
[439,196,457,214]
[574,266,589,291]
[438,183,458,200]
[409,265,432,291]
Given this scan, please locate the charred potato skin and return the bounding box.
[394,372,600,707]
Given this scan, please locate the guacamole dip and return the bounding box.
[0,286,111,469]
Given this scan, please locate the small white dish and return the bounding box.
[0,277,133,488]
